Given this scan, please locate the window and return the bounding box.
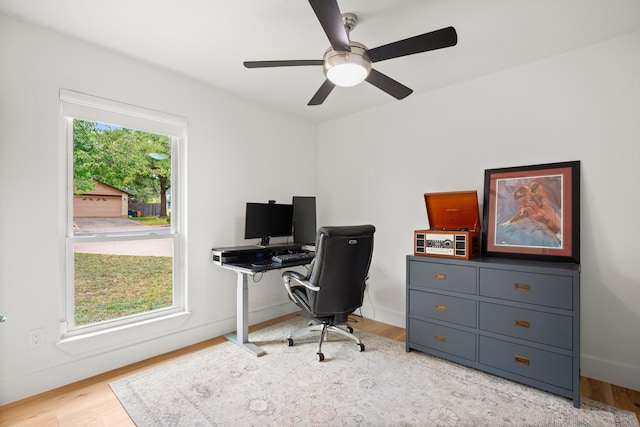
[60,90,187,337]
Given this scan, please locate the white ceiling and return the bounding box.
[2,0,640,123]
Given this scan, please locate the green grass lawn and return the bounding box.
[74,253,172,325]
[130,216,170,225]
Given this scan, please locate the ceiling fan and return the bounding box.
[243,0,457,106]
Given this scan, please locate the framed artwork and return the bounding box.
[482,161,580,263]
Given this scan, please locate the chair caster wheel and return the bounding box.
[317,352,324,362]
[357,343,365,352]
[287,338,294,347]
[347,326,353,333]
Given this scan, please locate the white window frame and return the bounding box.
[59,89,188,339]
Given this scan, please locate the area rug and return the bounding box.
[110,317,639,426]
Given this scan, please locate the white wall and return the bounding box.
[0,15,316,404]
[317,31,640,392]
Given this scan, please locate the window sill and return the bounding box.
[57,311,191,355]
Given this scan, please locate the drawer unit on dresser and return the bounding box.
[406,255,581,407]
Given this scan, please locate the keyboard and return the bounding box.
[271,252,315,264]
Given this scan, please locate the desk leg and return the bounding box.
[223,271,266,357]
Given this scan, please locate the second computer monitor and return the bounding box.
[292,196,317,245]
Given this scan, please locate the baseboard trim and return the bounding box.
[581,353,640,392]
[0,302,297,406]
[358,303,405,328]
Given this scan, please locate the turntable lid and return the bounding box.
[424,191,481,231]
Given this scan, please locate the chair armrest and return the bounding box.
[282,270,320,300]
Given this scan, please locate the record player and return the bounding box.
[414,190,481,260]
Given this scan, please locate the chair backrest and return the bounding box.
[307,225,375,319]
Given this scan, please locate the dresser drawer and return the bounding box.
[479,268,572,309]
[479,302,572,349]
[479,336,572,390]
[409,261,476,294]
[409,318,476,361]
[410,290,477,328]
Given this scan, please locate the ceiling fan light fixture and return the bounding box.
[323,42,371,87]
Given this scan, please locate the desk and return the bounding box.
[211,244,313,356]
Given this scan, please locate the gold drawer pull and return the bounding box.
[514,355,530,366]
[435,304,447,312]
[514,319,530,329]
[435,273,447,280]
[435,335,447,343]
[514,282,531,291]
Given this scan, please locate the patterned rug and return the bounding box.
[110,317,638,426]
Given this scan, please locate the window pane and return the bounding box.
[72,119,172,235]
[69,117,177,330]
[73,239,173,326]
[60,92,186,340]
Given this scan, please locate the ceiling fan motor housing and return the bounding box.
[322,41,372,87]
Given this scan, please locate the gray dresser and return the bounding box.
[406,255,581,407]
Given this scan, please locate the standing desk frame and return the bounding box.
[216,257,312,356]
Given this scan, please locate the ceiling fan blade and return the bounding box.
[365,69,413,100]
[308,0,350,52]
[367,26,457,63]
[308,80,336,106]
[244,60,323,68]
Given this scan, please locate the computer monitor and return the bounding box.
[292,196,317,245]
[244,202,293,246]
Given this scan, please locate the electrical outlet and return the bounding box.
[28,328,45,349]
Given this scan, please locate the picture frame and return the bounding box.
[482,161,580,263]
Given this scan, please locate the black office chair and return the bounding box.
[281,225,375,361]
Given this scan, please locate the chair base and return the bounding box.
[286,320,365,361]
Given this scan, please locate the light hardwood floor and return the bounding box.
[1,313,638,426]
